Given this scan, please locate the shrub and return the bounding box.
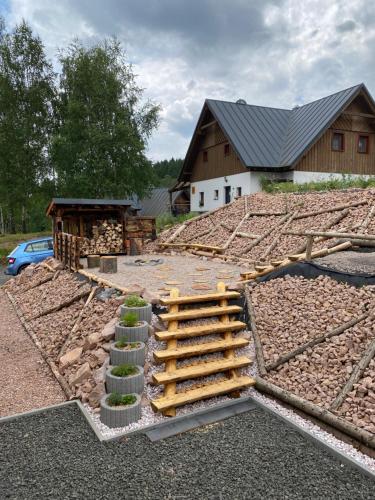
[121,312,139,327]
[260,174,375,194]
[111,364,138,377]
[123,295,147,308]
[156,211,198,232]
[115,338,139,349]
[107,392,136,407]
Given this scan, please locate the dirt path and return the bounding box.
[0,290,65,417]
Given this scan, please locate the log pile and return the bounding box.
[249,274,375,437]
[150,188,375,275]
[81,220,123,255]
[3,260,124,409]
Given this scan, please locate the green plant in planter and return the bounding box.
[111,364,138,377]
[123,295,147,307]
[115,338,139,349]
[121,312,139,327]
[107,392,136,407]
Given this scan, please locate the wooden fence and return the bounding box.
[54,232,83,271]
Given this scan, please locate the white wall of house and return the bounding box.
[190,170,294,212]
[293,170,373,184]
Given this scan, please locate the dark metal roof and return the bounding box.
[139,188,187,216]
[207,100,291,168]
[180,83,373,177]
[46,198,141,216]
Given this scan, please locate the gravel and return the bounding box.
[0,290,66,417]
[316,249,375,274]
[1,404,374,499]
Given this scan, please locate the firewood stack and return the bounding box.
[81,220,123,255]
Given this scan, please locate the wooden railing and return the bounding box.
[54,232,83,271]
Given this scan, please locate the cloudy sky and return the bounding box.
[1,0,374,161]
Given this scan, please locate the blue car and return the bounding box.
[6,237,54,275]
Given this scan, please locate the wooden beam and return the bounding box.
[155,320,246,341]
[200,119,217,131]
[160,290,240,306]
[159,305,242,323]
[244,286,267,376]
[285,230,375,241]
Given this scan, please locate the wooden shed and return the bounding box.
[46,198,156,266]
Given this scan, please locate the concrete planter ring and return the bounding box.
[105,366,144,394]
[110,342,145,366]
[120,303,152,324]
[100,393,141,428]
[115,321,149,342]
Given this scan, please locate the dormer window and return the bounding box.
[358,135,369,154]
[224,143,230,156]
[332,132,344,152]
[203,151,208,162]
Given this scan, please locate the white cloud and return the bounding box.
[3,0,375,161]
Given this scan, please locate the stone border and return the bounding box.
[1,396,374,481]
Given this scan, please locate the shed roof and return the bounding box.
[139,188,186,216]
[179,83,375,180]
[46,198,140,216]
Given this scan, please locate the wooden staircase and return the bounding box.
[151,283,255,416]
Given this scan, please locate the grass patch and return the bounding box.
[123,295,147,308]
[115,338,140,349]
[111,364,138,377]
[156,212,198,232]
[120,312,139,328]
[260,175,375,194]
[0,231,51,248]
[107,392,136,407]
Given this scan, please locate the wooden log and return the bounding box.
[265,311,369,372]
[57,286,98,359]
[244,286,267,376]
[165,222,188,244]
[243,213,292,254]
[305,235,314,260]
[99,256,118,273]
[87,255,100,268]
[77,269,129,294]
[261,209,300,260]
[294,200,367,220]
[360,204,375,229]
[159,305,242,322]
[236,232,261,239]
[155,321,246,341]
[223,211,252,250]
[330,335,375,411]
[284,230,375,241]
[6,292,74,400]
[255,377,375,449]
[160,242,224,252]
[160,290,240,306]
[28,289,90,321]
[21,272,55,293]
[163,287,179,417]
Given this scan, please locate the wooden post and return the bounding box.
[305,235,314,260]
[218,281,239,397]
[163,288,179,417]
[99,256,118,273]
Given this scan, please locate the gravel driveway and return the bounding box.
[0,290,65,417]
[0,404,374,499]
[0,267,10,286]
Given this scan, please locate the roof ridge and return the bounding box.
[205,98,290,112]
[294,83,363,109]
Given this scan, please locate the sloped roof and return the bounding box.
[46,198,140,216]
[139,188,186,216]
[180,83,375,178]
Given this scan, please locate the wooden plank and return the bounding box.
[159,242,225,252]
[153,356,251,385]
[159,305,242,322]
[151,376,255,412]
[153,337,249,362]
[155,320,246,341]
[244,286,267,376]
[285,230,375,241]
[160,290,240,306]
[163,287,179,417]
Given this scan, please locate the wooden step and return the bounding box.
[154,337,249,362]
[153,356,251,385]
[151,375,255,412]
[159,305,242,323]
[160,291,240,306]
[155,320,246,341]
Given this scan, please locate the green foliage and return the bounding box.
[0,19,56,233]
[123,295,147,308]
[120,312,139,327]
[115,338,139,349]
[156,212,198,232]
[152,158,183,188]
[51,39,159,199]
[111,364,138,377]
[260,175,375,194]
[107,392,136,407]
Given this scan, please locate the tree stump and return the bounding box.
[100,256,118,273]
[87,255,100,268]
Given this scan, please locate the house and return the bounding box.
[138,188,190,217]
[174,83,375,212]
